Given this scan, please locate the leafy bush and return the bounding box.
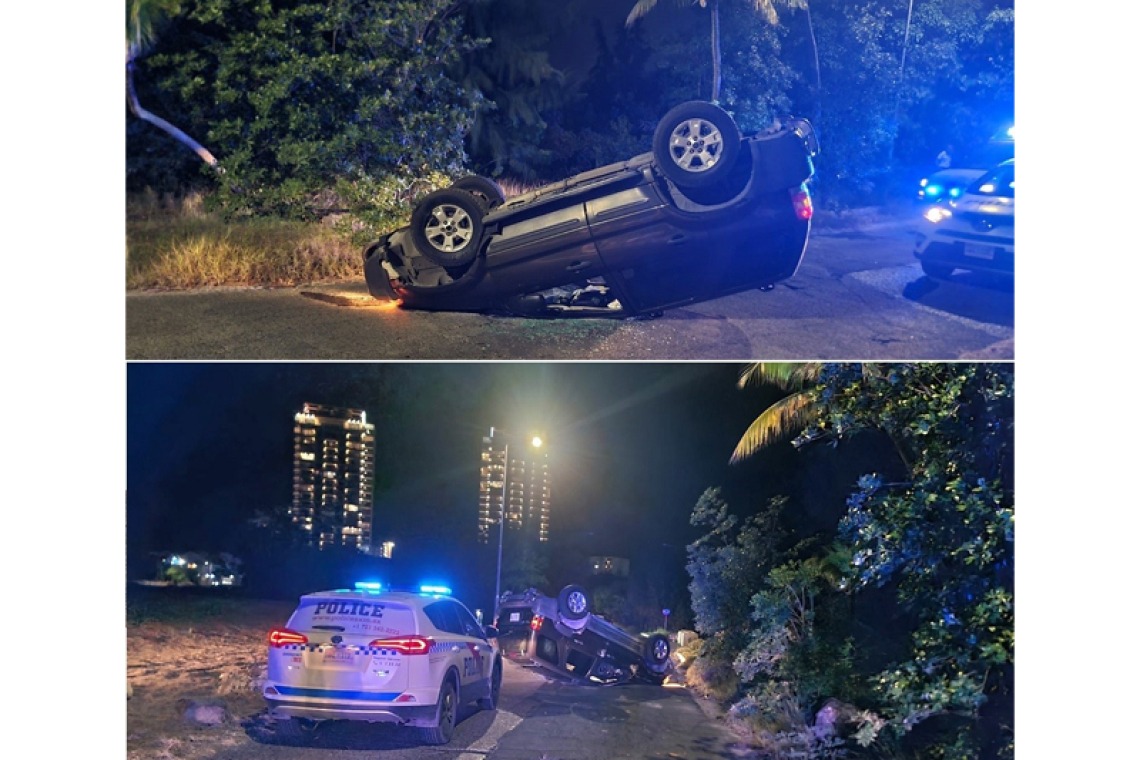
[686,364,1013,759]
[130,0,485,218]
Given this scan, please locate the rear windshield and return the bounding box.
[287,597,417,639]
[968,164,1015,198]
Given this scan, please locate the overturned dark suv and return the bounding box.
[493,585,672,685]
[364,101,819,316]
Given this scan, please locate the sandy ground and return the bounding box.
[126,593,294,759]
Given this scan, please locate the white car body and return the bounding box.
[914,159,1015,278]
[263,588,500,741]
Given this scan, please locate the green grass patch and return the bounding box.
[126,191,367,289]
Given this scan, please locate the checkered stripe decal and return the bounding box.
[277,644,413,655]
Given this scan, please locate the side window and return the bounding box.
[454,602,486,640]
[423,601,462,635]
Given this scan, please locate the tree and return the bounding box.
[626,0,725,102]
[126,0,219,170]
[130,0,484,216]
[730,362,822,463]
[625,1,819,115]
[452,0,569,178]
[725,363,1014,757]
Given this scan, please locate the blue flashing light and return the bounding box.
[949,187,962,198]
[354,581,383,592]
[925,185,942,197]
[1006,126,1015,139]
[419,585,452,596]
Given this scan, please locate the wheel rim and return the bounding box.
[441,688,455,733]
[653,639,669,661]
[668,118,724,173]
[423,204,474,253]
[567,591,587,615]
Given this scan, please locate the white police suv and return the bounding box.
[264,584,502,745]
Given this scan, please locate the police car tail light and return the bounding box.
[269,628,308,647]
[790,187,813,220]
[369,635,432,655]
[530,615,545,631]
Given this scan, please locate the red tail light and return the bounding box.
[368,636,432,655]
[530,615,545,631]
[269,628,308,647]
[791,187,813,220]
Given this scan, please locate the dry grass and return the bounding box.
[127,190,362,290]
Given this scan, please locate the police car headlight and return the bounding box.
[923,207,952,224]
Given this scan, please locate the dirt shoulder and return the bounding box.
[127,590,293,760]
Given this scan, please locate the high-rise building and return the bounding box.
[478,431,550,544]
[291,403,375,552]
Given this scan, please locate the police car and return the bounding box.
[914,159,1015,280]
[264,584,501,745]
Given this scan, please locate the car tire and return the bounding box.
[921,261,955,279]
[276,717,318,743]
[653,101,742,189]
[557,584,590,622]
[452,176,506,210]
[409,188,486,268]
[420,679,458,746]
[645,633,671,670]
[477,660,502,711]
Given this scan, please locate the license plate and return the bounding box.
[323,647,355,664]
[963,243,996,260]
[509,612,521,622]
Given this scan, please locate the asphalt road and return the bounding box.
[126,223,1013,360]
[210,661,749,760]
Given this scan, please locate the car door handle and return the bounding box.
[566,261,591,272]
[667,234,688,246]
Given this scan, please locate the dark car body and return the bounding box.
[364,106,818,317]
[493,586,671,685]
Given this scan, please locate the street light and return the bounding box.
[490,427,543,617]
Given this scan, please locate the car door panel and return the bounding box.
[485,204,605,292]
[586,185,711,312]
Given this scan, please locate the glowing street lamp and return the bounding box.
[490,427,544,615]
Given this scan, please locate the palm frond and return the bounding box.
[626,0,661,27]
[128,0,182,57]
[627,0,696,28]
[730,390,816,463]
[737,362,821,391]
[751,0,780,25]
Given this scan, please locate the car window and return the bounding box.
[968,164,1014,198]
[423,601,463,635]
[454,602,487,640]
[287,598,417,638]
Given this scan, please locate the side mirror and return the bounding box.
[483,626,499,640]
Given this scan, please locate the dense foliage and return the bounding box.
[130,0,483,217]
[127,0,1014,211]
[686,364,1013,759]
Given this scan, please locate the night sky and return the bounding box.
[127,363,893,606]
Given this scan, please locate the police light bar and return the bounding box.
[354,581,383,592]
[419,585,452,595]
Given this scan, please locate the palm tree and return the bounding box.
[729,362,822,463]
[627,0,725,102]
[127,0,219,170]
[626,1,820,124]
